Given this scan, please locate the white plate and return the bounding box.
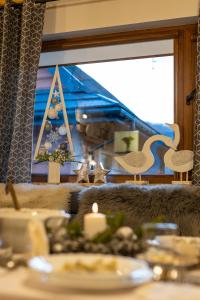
[28,254,153,291]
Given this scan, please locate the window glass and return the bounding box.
[33,55,174,176]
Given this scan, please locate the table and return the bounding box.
[1,268,200,300]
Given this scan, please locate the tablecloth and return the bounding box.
[1,268,200,300]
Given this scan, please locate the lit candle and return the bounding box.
[84,203,107,239]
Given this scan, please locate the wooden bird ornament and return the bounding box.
[164,123,193,184]
[115,134,176,184]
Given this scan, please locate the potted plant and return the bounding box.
[36,149,74,184]
[122,136,134,152]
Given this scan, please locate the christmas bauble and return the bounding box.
[44,141,52,150]
[38,147,46,155]
[52,243,63,253]
[58,125,67,136]
[45,121,52,132]
[55,103,62,112]
[48,108,58,119]
[60,143,68,152]
[51,98,58,105]
[115,227,134,239]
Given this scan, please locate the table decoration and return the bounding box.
[84,203,107,239]
[46,209,143,257]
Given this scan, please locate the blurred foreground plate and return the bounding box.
[28,254,152,291]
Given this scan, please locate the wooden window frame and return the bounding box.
[32,24,197,184]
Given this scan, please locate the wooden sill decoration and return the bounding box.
[164,124,193,185]
[34,65,74,160]
[114,124,193,185]
[114,134,175,185]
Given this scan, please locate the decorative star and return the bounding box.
[53,90,60,98]
[94,163,110,183]
[46,128,60,144]
[76,163,90,183]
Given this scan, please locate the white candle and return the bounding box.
[84,203,107,239]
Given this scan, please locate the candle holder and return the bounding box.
[45,211,144,257]
[45,212,178,259]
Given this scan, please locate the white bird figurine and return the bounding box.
[115,134,175,182]
[164,123,194,182]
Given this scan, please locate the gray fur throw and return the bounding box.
[76,184,200,236]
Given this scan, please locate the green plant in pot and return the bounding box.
[122,136,134,152]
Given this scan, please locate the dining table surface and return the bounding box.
[1,267,200,300]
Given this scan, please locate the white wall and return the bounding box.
[43,0,199,38]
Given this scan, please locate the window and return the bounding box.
[32,25,196,183]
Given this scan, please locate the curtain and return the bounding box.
[0,0,45,183]
[193,16,200,185]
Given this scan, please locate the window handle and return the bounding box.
[186,89,196,105]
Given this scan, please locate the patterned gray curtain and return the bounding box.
[0,0,45,183]
[193,17,200,185]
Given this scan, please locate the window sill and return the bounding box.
[31,174,177,184]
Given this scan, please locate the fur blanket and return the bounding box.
[0,183,83,212]
[76,184,200,236]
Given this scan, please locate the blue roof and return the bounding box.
[34,65,160,136]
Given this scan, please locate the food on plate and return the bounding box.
[140,247,199,267]
[59,258,118,273]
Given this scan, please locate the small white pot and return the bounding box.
[48,161,60,184]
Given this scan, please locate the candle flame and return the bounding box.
[92,203,98,213]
